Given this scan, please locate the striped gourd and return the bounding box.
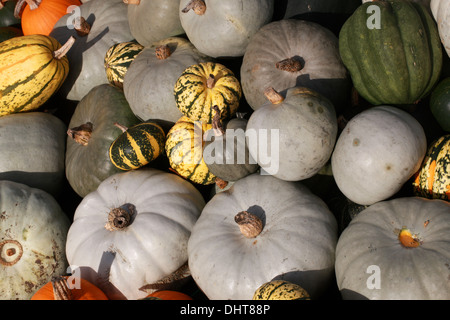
[0,34,73,116]
[252,280,311,300]
[109,121,166,171]
[174,62,242,123]
[413,134,450,201]
[165,116,216,185]
[104,40,144,89]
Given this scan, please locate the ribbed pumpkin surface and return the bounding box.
[174,62,241,123]
[0,34,69,116]
[253,280,310,300]
[413,134,450,201]
[339,1,442,105]
[104,40,144,89]
[165,116,216,185]
[109,121,166,171]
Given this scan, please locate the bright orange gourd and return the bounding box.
[14,0,81,36]
[31,276,109,300]
[143,290,193,300]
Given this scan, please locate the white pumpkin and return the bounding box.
[335,197,450,300]
[431,0,450,58]
[188,173,338,300]
[331,105,427,205]
[65,168,206,300]
[0,181,70,300]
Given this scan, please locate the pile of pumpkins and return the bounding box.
[0,0,449,301]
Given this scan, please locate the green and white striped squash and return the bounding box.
[104,40,144,89]
[252,280,311,300]
[109,121,166,171]
[165,116,216,185]
[413,134,450,201]
[174,62,242,124]
[0,34,73,116]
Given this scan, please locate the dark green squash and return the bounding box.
[65,84,140,197]
[0,0,20,28]
[109,121,166,171]
[339,1,442,105]
[430,77,450,132]
[0,25,21,42]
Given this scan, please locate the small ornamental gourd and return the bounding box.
[109,121,166,171]
[188,173,338,300]
[252,280,310,300]
[0,181,70,300]
[331,105,427,205]
[14,0,82,36]
[413,134,450,201]
[31,275,109,300]
[174,62,242,124]
[65,168,205,300]
[335,197,450,300]
[0,34,74,116]
[339,1,442,105]
[104,40,144,89]
[165,116,216,185]
[246,87,337,181]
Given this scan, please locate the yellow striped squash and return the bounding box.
[252,280,310,300]
[109,121,166,171]
[413,134,450,201]
[165,116,216,185]
[0,34,73,116]
[104,40,144,89]
[174,62,242,123]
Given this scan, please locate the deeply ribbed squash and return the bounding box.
[174,62,242,124]
[104,40,144,89]
[109,121,166,171]
[339,1,442,105]
[0,34,73,116]
[165,116,216,185]
[413,134,450,201]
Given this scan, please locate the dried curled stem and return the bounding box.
[67,122,93,146]
[276,57,303,73]
[139,262,191,294]
[181,0,206,15]
[235,211,263,238]
[105,203,136,231]
[155,44,172,60]
[52,276,72,300]
[264,87,284,105]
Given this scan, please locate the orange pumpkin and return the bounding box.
[31,276,109,300]
[14,0,82,36]
[142,290,193,300]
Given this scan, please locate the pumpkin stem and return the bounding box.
[276,57,303,73]
[206,74,216,89]
[105,203,136,231]
[398,227,421,248]
[53,36,76,60]
[0,240,23,266]
[51,276,73,300]
[14,0,34,18]
[73,16,91,37]
[211,105,225,136]
[264,87,284,104]
[67,122,94,146]
[235,211,263,238]
[113,122,128,133]
[181,0,206,15]
[155,44,171,60]
[215,177,228,189]
[139,262,191,294]
[123,0,140,4]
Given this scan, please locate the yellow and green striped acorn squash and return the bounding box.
[104,40,144,89]
[413,134,450,201]
[109,121,166,171]
[165,116,216,185]
[252,280,311,300]
[174,62,242,124]
[0,34,74,116]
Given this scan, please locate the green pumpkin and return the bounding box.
[339,1,442,105]
[0,0,20,28]
[65,84,140,198]
[109,121,166,171]
[430,77,450,131]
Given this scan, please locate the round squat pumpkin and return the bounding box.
[335,197,450,300]
[246,86,337,181]
[331,105,427,205]
[0,180,70,300]
[65,168,205,300]
[431,0,450,58]
[188,173,338,300]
